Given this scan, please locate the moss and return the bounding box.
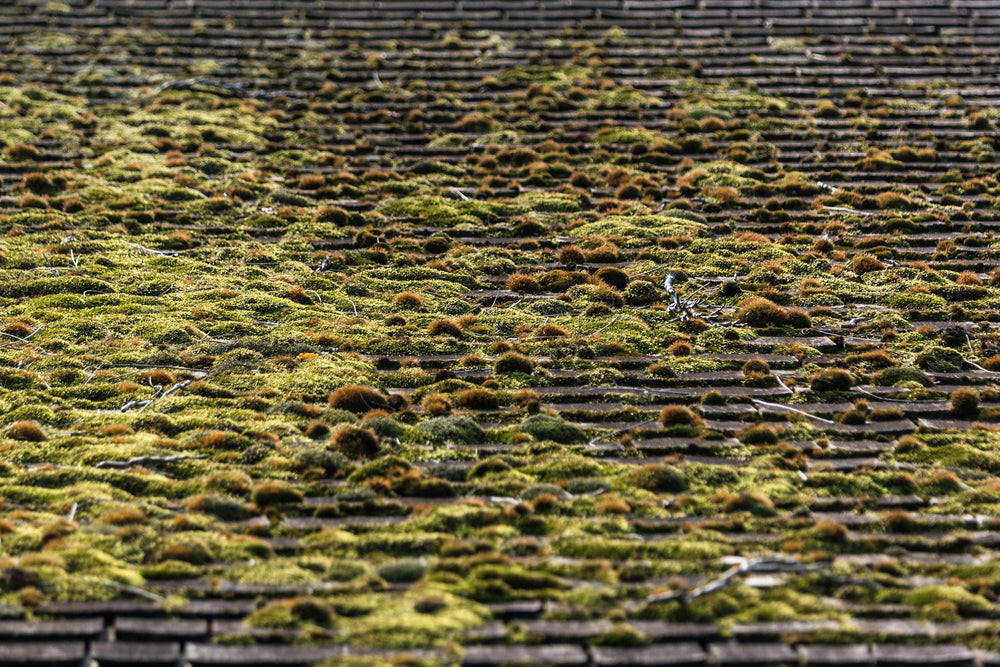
[903,585,993,614]
[659,405,702,427]
[810,368,855,392]
[520,413,586,444]
[376,558,427,583]
[915,345,964,373]
[250,481,304,508]
[4,420,47,441]
[630,464,688,493]
[184,494,254,521]
[329,426,380,459]
[951,388,980,417]
[417,416,484,444]
[329,384,389,413]
[874,365,933,387]
[494,352,535,375]
[246,595,337,629]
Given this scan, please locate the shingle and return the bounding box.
[0,642,87,667]
[872,644,974,667]
[799,644,872,667]
[91,641,181,667]
[463,644,589,667]
[708,643,798,667]
[591,642,708,667]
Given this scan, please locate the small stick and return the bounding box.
[42,253,59,276]
[304,289,325,307]
[752,399,836,424]
[587,418,659,446]
[95,454,207,470]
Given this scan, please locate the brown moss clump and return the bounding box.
[721,491,777,516]
[393,291,424,310]
[668,340,692,357]
[20,194,49,209]
[742,358,771,377]
[631,464,689,493]
[507,273,541,294]
[494,352,535,375]
[558,245,586,267]
[297,172,325,190]
[98,507,149,526]
[5,421,47,441]
[304,420,332,440]
[810,368,855,392]
[736,297,788,328]
[536,324,570,338]
[6,142,40,160]
[594,267,629,291]
[250,481,304,508]
[329,426,380,459]
[851,254,886,275]
[812,519,849,543]
[22,172,62,193]
[599,496,632,515]
[737,423,779,445]
[950,388,980,417]
[956,271,983,286]
[205,471,252,496]
[427,319,463,338]
[3,319,36,338]
[329,385,388,414]
[454,388,499,410]
[315,205,349,223]
[659,405,702,427]
[421,393,452,416]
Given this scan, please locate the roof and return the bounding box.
[2,1,1000,666]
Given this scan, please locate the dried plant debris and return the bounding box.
[3,2,1000,664]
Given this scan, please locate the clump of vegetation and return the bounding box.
[950,388,979,417]
[494,352,535,375]
[915,346,964,373]
[520,413,586,443]
[454,388,499,409]
[428,319,463,337]
[736,297,789,328]
[737,423,780,445]
[874,366,933,387]
[659,405,702,426]
[4,421,47,441]
[329,385,389,413]
[329,426,380,459]
[810,368,855,392]
[251,481,304,508]
[631,464,688,493]
[417,415,484,444]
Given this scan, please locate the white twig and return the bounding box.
[305,289,325,307]
[587,419,659,446]
[95,453,207,470]
[124,242,174,256]
[645,557,878,605]
[752,399,836,424]
[588,316,620,338]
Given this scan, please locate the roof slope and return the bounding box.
[2,1,1000,666]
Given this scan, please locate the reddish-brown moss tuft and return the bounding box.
[329,426,380,459]
[5,421,46,441]
[659,405,702,426]
[329,385,388,413]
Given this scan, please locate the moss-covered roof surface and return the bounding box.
[4,1,1000,665]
